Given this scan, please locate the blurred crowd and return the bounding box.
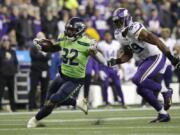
[0,0,180,111]
[0,0,180,46]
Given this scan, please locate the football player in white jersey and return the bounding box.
[97,31,125,107]
[108,8,180,123]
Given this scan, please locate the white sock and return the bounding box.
[32,116,38,122]
[159,107,167,115]
[160,80,168,93]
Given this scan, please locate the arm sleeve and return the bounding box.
[30,47,50,61]
[42,45,61,52]
[41,34,63,52]
[88,39,107,66]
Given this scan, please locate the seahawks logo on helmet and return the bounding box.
[64,17,87,41]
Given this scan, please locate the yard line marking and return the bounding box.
[0,116,180,124]
[0,106,180,116]
[43,116,180,123]
[0,126,179,131]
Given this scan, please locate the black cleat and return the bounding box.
[150,113,170,123]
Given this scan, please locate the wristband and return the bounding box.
[165,51,174,62]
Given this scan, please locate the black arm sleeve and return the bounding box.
[30,47,49,61]
[42,45,61,52]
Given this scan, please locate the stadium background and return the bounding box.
[0,0,180,111]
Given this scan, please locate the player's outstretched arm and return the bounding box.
[33,38,61,52]
[138,29,180,69]
[138,29,170,53]
[88,39,107,66]
[89,48,107,66]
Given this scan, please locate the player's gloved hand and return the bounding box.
[107,58,117,67]
[41,39,53,46]
[33,38,42,51]
[166,52,180,69]
[173,58,180,69]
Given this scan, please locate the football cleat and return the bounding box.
[27,116,38,128]
[162,88,173,110]
[149,113,170,123]
[76,98,88,115]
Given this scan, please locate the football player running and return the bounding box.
[108,8,180,123]
[27,17,107,128]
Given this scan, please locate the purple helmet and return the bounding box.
[112,8,132,29]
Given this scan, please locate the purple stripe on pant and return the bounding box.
[132,54,166,111]
[132,54,166,91]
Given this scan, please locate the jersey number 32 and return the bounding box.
[62,48,79,66]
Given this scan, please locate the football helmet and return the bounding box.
[112,8,132,29]
[64,17,87,41]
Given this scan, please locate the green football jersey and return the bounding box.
[57,34,94,78]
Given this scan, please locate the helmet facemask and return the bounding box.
[112,8,132,30]
[64,18,87,41]
[113,17,125,29]
[64,26,78,41]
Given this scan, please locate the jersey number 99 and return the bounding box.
[62,48,79,66]
[130,43,144,53]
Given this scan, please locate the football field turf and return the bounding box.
[0,107,179,135]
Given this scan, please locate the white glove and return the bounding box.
[91,39,97,46]
[33,38,42,51]
[99,70,107,81]
[89,39,97,50]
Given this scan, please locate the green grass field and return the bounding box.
[0,106,180,135]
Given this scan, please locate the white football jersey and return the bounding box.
[97,40,121,69]
[97,40,121,61]
[115,22,162,60]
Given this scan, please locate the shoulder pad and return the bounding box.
[128,22,144,39]
[128,22,143,34]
